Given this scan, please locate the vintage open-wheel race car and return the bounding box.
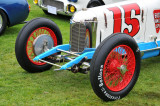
[15,0,160,101]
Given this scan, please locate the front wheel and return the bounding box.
[90,33,141,101]
[15,18,62,73]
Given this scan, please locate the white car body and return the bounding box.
[72,0,160,49]
[36,0,125,15]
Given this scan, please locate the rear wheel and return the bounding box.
[0,9,7,35]
[15,18,62,73]
[90,33,141,101]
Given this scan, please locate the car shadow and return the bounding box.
[132,90,160,99]
[2,25,24,36]
[141,56,160,70]
[52,14,72,20]
[41,13,72,21]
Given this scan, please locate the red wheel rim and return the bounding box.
[26,27,57,65]
[103,45,136,92]
[85,29,91,48]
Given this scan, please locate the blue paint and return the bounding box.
[138,41,160,59]
[33,40,160,70]
[33,44,95,70]
[0,0,29,26]
[68,0,78,3]
[33,44,71,61]
[60,51,95,70]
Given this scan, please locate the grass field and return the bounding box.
[0,0,160,105]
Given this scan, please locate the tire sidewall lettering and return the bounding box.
[90,33,140,101]
[98,65,120,100]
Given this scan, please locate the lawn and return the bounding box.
[0,0,160,105]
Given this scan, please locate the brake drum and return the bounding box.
[33,34,54,56]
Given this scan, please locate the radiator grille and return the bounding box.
[70,23,86,52]
[43,0,64,10]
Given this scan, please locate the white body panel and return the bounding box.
[72,0,160,47]
[37,0,126,15]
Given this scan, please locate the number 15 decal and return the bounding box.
[108,3,141,37]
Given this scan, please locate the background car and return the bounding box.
[33,0,125,16]
[0,0,29,35]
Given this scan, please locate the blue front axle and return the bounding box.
[33,44,95,70]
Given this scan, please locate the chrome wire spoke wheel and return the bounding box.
[0,14,2,29]
[26,27,57,65]
[90,33,141,101]
[103,45,135,92]
[0,10,7,35]
[15,18,62,73]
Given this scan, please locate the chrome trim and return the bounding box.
[39,59,62,67]
[37,0,73,16]
[70,22,86,52]
[39,48,91,70]
[141,47,160,52]
[0,14,2,29]
[70,18,98,51]
[57,49,80,56]
[91,18,98,48]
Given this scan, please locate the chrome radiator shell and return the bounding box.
[70,23,86,52]
[70,19,97,52]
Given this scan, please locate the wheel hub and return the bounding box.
[119,65,128,75]
[103,45,136,92]
[109,59,128,74]
[33,34,54,56]
[109,59,120,71]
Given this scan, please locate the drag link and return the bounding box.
[57,49,80,56]
[39,59,62,67]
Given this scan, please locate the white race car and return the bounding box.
[16,0,160,101]
[33,0,125,15]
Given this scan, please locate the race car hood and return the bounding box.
[71,6,105,22]
[71,0,144,23]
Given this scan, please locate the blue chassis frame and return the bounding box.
[33,41,160,70]
[33,44,95,70]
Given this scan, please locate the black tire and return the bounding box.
[85,24,92,48]
[15,18,62,73]
[87,0,102,8]
[0,9,7,35]
[90,33,141,101]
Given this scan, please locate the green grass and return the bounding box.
[0,0,160,105]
